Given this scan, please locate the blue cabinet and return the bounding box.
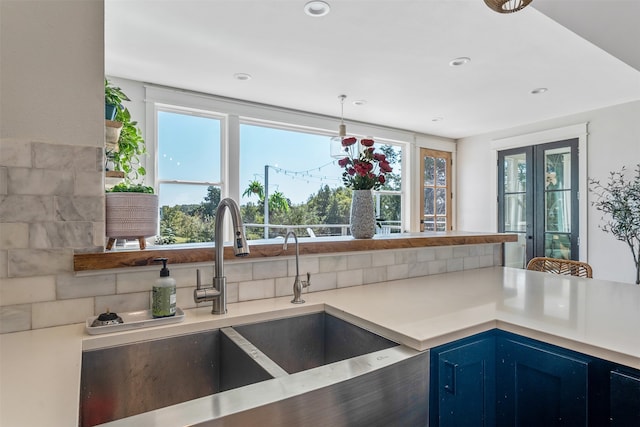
[429,331,495,427]
[430,330,639,427]
[610,369,640,426]
[496,334,590,426]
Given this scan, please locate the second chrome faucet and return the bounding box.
[283,231,311,304]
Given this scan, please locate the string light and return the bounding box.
[266,161,341,186]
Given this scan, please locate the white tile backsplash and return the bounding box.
[308,271,337,292]
[0,223,29,249]
[337,269,363,288]
[239,278,275,301]
[0,275,56,305]
[319,255,347,272]
[252,259,287,280]
[32,297,93,329]
[287,256,319,277]
[94,292,150,315]
[56,273,116,299]
[347,253,372,270]
[363,265,387,284]
[0,304,31,333]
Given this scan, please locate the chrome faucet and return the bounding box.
[283,231,311,304]
[194,198,249,314]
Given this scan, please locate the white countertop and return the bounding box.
[2,267,639,427]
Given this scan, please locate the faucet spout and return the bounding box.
[194,198,249,314]
[283,231,311,304]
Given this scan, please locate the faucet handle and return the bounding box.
[196,269,202,290]
[304,272,311,288]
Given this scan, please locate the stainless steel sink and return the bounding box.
[79,328,275,427]
[232,312,398,373]
[82,311,430,427]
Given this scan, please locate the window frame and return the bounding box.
[145,85,414,243]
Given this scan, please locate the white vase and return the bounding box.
[350,189,376,239]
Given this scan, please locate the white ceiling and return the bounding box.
[105,0,640,140]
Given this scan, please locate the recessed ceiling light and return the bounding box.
[352,100,367,106]
[531,87,548,94]
[304,1,331,17]
[233,73,252,81]
[449,57,471,67]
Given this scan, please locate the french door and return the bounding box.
[498,139,579,265]
[420,148,452,232]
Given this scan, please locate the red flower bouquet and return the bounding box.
[338,137,393,190]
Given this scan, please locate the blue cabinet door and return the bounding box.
[610,369,640,426]
[496,335,590,427]
[431,332,496,427]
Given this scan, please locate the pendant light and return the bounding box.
[330,94,348,158]
[484,0,533,14]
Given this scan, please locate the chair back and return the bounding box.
[526,257,593,278]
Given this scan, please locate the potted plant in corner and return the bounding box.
[105,79,158,250]
[589,164,640,284]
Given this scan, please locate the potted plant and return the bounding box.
[105,78,128,120]
[104,79,127,151]
[589,164,640,284]
[106,183,158,250]
[104,80,158,250]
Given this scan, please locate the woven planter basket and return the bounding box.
[105,193,158,249]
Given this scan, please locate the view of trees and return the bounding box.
[157,144,402,244]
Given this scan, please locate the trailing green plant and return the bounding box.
[105,79,129,110]
[589,164,640,284]
[107,183,154,194]
[105,79,148,185]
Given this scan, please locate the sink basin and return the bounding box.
[232,312,398,373]
[79,328,274,427]
[82,312,428,427]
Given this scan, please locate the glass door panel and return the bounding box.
[499,148,532,267]
[420,148,451,232]
[539,145,577,259]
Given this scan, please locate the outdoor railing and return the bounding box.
[244,222,401,239]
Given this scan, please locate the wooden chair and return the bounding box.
[526,257,593,278]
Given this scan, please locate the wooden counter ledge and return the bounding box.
[73,231,517,272]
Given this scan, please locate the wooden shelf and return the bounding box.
[73,232,517,272]
[105,171,125,178]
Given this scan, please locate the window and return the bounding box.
[147,86,410,246]
[239,122,403,239]
[157,108,224,244]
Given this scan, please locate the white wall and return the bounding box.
[0,0,104,147]
[457,100,640,283]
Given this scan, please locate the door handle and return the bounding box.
[443,360,458,394]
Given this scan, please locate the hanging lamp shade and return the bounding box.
[484,0,533,14]
[330,94,348,158]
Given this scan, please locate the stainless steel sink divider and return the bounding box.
[220,327,288,379]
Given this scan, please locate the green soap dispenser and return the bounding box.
[152,258,176,318]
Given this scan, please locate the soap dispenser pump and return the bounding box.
[152,258,176,318]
